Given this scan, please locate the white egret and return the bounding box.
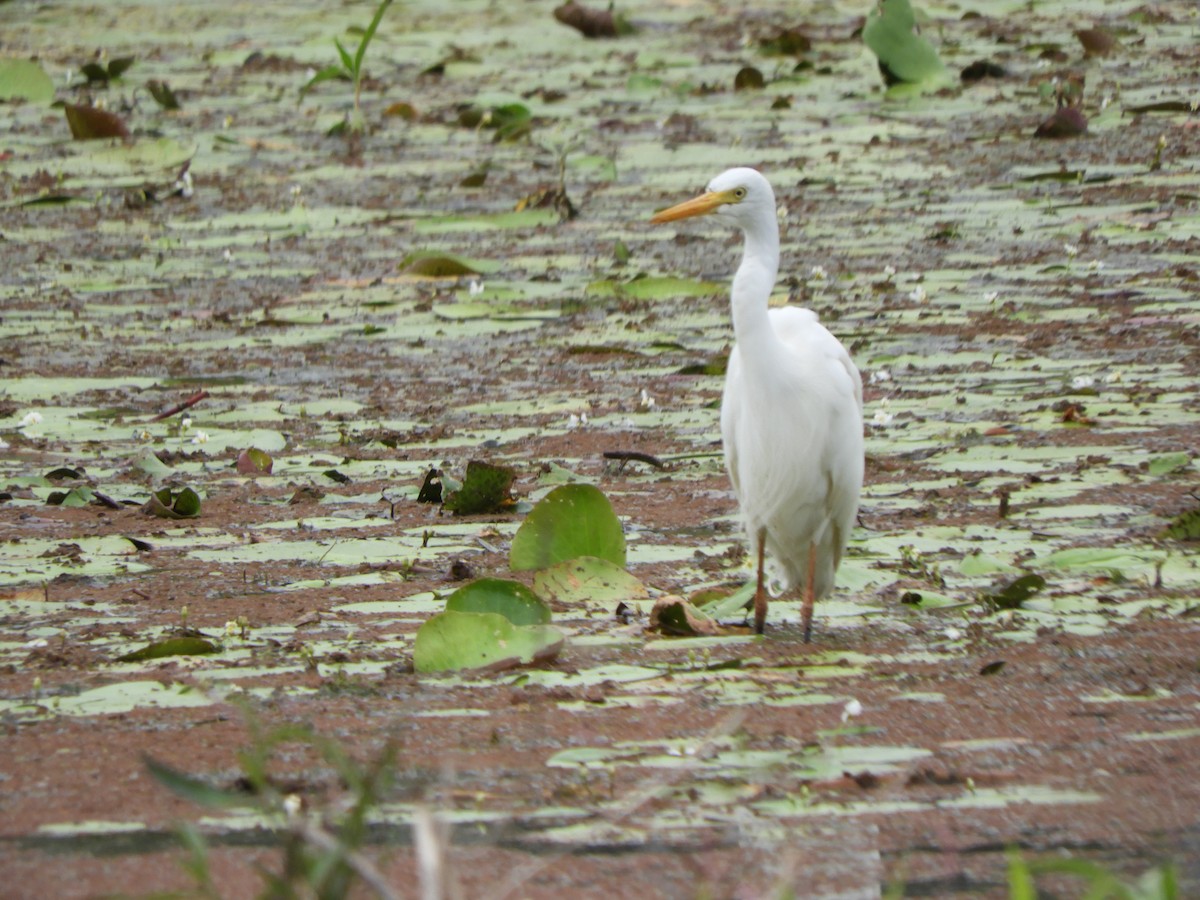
[651,168,863,640]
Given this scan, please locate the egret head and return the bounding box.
[650,167,777,231]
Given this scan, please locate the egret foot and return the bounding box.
[754,528,768,634]
[801,542,817,643]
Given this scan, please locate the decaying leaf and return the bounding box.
[62,102,130,140]
[982,573,1046,610]
[1075,27,1118,57]
[734,66,765,91]
[457,102,533,141]
[758,27,811,57]
[648,596,720,636]
[1034,105,1088,139]
[146,79,181,110]
[236,447,273,476]
[514,185,576,220]
[553,1,634,38]
[960,60,1007,82]
[442,459,516,515]
[417,468,443,504]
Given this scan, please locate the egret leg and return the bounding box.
[801,541,817,643]
[753,528,768,635]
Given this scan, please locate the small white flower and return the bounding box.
[1071,375,1095,390]
[883,265,897,278]
[567,412,589,429]
[943,627,963,641]
[224,620,240,638]
[468,279,484,296]
[809,265,827,281]
[0,437,8,450]
[873,408,895,426]
[908,285,927,303]
[283,794,303,819]
[19,411,43,428]
[222,249,234,263]
[175,170,194,199]
[1087,259,1105,272]
[180,417,192,431]
[191,430,210,444]
[1104,370,1123,384]
[841,699,863,722]
[290,184,303,199]
[869,369,891,385]
[25,638,49,649]
[638,389,655,411]
[1099,94,1112,111]
[983,291,999,304]
[1064,243,1079,258]
[133,428,153,442]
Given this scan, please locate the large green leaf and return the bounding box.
[509,484,625,571]
[0,58,55,103]
[862,0,949,89]
[532,556,647,607]
[413,611,563,673]
[444,577,551,625]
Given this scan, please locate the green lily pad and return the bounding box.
[413,610,564,673]
[1147,452,1190,477]
[510,484,625,571]
[399,251,497,277]
[444,577,551,626]
[46,487,95,509]
[533,555,648,607]
[132,448,174,479]
[0,58,55,103]
[862,0,949,89]
[117,636,220,663]
[144,487,202,519]
[697,582,755,621]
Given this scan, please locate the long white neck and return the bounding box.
[730,211,781,355]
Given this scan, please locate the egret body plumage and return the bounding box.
[651,168,864,640]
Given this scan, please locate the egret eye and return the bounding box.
[733,187,748,200]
